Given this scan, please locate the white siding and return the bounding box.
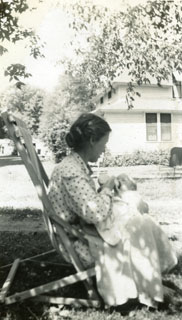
[172,113,182,146]
[105,112,146,154]
[105,111,182,154]
[96,81,182,154]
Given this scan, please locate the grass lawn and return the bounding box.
[0,160,182,319]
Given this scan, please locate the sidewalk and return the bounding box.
[93,165,182,179]
[0,155,23,167]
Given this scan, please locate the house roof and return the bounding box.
[94,72,173,102]
[112,72,172,86]
[98,95,182,112]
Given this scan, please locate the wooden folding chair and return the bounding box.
[0,111,102,308]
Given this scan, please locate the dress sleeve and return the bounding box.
[62,174,113,224]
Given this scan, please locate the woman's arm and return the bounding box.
[62,174,115,224]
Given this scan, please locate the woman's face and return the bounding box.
[89,132,110,162]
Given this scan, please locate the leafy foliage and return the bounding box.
[42,74,96,161]
[4,64,31,85]
[0,85,46,136]
[101,149,170,167]
[45,117,70,163]
[63,0,182,108]
[0,116,7,139]
[0,0,44,85]
[43,74,95,120]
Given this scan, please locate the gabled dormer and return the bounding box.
[95,73,182,113]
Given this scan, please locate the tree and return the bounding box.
[0,117,7,139]
[62,0,182,108]
[0,0,44,87]
[42,73,95,162]
[0,85,46,136]
[45,117,70,162]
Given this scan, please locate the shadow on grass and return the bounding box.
[1,208,182,320]
[0,207,42,221]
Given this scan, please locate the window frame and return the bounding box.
[108,90,112,99]
[145,112,172,142]
[100,96,104,104]
[160,113,171,141]
[146,113,158,141]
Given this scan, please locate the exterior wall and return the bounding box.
[97,81,182,154]
[0,138,52,158]
[103,111,182,154]
[99,84,182,112]
[0,139,14,155]
[33,139,52,158]
[172,113,182,146]
[104,112,146,154]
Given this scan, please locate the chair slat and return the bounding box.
[4,268,96,304]
[0,259,20,303]
[1,111,101,305]
[33,295,101,307]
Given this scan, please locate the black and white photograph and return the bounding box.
[1,0,182,319]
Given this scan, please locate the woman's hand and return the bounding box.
[98,174,110,186]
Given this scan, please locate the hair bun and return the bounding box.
[65,112,111,151]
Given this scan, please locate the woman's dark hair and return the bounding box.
[65,113,111,151]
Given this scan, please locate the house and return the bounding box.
[0,137,52,159]
[31,139,52,159]
[95,73,182,155]
[0,139,14,155]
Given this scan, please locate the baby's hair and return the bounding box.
[66,113,111,151]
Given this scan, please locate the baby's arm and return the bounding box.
[137,198,149,214]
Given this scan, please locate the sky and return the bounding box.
[0,0,147,94]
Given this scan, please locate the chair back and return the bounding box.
[1,112,89,272]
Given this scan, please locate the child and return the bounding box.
[96,173,149,245]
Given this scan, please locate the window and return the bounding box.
[146,113,157,141]
[160,113,171,141]
[146,113,171,142]
[108,91,112,99]
[100,97,104,104]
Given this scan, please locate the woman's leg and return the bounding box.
[91,215,177,307]
[142,215,178,273]
[124,215,177,306]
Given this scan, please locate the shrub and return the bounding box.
[45,119,70,163]
[100,149,170,167]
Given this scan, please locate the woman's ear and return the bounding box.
[89,136,95,146]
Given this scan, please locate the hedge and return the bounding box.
[100,149,170,167]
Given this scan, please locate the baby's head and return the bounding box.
[98,173,137,194]
[115,173,137,194]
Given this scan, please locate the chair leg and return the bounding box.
[0,259,20,303]
[4,267,97,305]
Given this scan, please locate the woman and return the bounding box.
[48,113,177,308]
